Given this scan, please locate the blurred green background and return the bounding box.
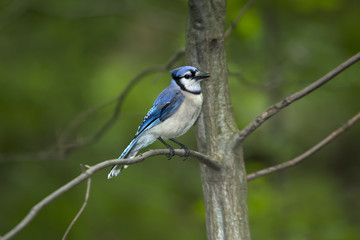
[1,0,359,239]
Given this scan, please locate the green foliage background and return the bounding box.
[1,0,359,239]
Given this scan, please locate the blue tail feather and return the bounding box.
[119,137,138,159]
[108,137,139,179]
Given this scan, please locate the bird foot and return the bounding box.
[169,138,190,161]
[167,147,175,160]
[182,147,190,161]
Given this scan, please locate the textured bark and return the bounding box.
[185,0,251,239]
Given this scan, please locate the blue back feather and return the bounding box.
[119,80,185,159]
[136,80,184,137]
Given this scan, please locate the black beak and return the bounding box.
[194,71,210,81]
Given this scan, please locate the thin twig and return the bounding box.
[62,165,92,240]
[234,51,360,145]
[247,112,360,181]
[0,149,219,240]
[224,0,256,39]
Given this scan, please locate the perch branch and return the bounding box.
[234,51,360,145]
[0,149,219,240]
[247,112,360,181]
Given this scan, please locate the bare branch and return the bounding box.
[234,51,360,144]
[224,0,256,39]
[62,165,91,240]
[0,149,219,240]
[247,112,360,181]
[0,50,184,163]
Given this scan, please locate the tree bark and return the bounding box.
[185,0,251,239]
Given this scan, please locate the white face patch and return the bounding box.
[179,77,201,93]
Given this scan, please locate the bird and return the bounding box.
[108,66,210,179]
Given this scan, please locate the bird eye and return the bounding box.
[184,74,190,79]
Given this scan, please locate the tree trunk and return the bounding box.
[185,0,251,239]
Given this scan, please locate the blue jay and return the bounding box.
[108,66,210,178]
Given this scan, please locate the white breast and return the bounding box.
[147,91,203,139]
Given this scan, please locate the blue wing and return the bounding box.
[117,81,184,160]
[136,89,184,137]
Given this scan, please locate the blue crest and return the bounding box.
[169,66,198,79]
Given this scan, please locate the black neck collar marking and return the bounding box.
[174,78,201,95]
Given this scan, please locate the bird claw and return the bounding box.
[168,138,190,161]
[167,147,175,160]
[182,147,190,161]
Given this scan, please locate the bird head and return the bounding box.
[170,66,210,94]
